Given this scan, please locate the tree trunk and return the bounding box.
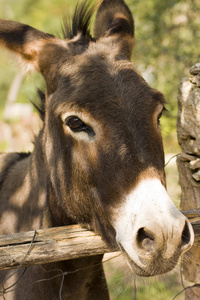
[177,63,200,299]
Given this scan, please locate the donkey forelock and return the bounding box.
[62,0,95,40]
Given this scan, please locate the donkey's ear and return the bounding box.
[94,0,134,60]
[0,19,55,72]
[0,19,68,93]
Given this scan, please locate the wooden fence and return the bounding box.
[0,210,200,272]
[0,225,118,271]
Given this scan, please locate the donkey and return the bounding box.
[0,0,194,299]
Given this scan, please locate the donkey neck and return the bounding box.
[32,136,110,300]
[30,131,75,228]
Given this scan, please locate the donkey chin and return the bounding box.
[112,177,194,277]
[119,243,185,277]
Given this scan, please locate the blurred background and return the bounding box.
[0,0,199,298]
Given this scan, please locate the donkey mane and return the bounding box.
[62,0,95,40]
[33,1,96,120]
[31,89,45,121]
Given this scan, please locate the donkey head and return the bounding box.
[0,0,194,276]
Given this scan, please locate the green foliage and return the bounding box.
[128,0,199,148]
[0,140,8,151]
[0,0,76,32]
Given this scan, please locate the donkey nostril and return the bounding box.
[137,227,155,252]
[181,220,191,247]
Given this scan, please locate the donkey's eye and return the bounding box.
[158,111,163,121]
[65,116,85,131]
[65,116,94,135]
[157,107,167,122]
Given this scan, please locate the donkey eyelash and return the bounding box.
[158,106,167,120]
[161,107,168,116]
[65,116,95,136]
[158,111,163,120]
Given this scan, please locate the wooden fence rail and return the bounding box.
[0,225,118,271]
[0,209,200,272]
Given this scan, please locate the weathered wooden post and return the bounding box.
[177,63,200,299]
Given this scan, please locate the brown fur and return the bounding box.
[0,1,193,299]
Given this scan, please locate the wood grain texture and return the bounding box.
[0,225,118,271]
[0,210,198,272]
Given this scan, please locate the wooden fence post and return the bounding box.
[177,63,200,299]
